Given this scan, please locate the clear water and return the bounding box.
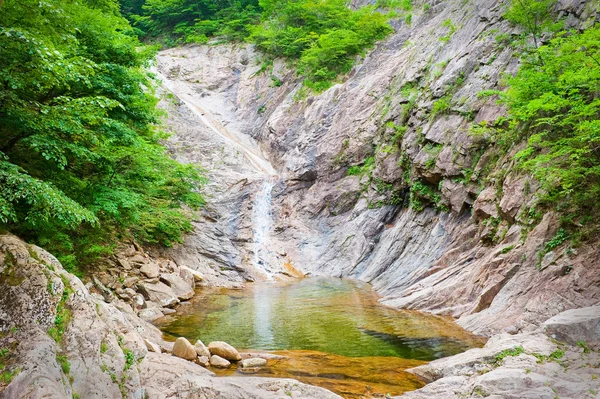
[157,278,484,398]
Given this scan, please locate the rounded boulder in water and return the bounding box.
[208,341,242,361]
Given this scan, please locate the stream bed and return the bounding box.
[156,278,484,398]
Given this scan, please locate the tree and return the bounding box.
[0,0,205,271]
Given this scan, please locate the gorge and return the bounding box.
[1,0,600,398]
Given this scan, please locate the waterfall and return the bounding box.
[252,178,276,279]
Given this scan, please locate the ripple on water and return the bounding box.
[156,278,485,398]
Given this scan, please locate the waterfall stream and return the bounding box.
[154,68,279,277]
[251,178,276,278]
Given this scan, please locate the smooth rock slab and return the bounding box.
[208,341,241,361]
[240,358,267,368]
[172,337,197,361]
[543,305,600,348]
[210,355,231,368]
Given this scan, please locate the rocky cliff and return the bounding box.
[153,0,600,338]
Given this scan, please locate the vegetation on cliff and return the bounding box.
[481,0,600,237]
[0,0,204,272]
[120,0,396,90]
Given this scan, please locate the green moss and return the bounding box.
[48,276,73,343]
[56,354,70,374]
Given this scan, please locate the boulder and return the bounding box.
[144,339,162,354]
[543,306,600,348]
[181,265,204,282]
[209,355,231,368]
[137,282,179,308]
[116,257,132,270]
[240,358,267,368]
[197,355,210,368]
[159,273,195,300]
[138,307,164,322]
[140,262,160,278]
[172,337,197,361]
[208,341,242,361]
[194,340,211,357]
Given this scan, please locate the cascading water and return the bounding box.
[252,178,276,279]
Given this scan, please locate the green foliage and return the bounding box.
[409,180,443,212]
[544,229,570,252]
[431,95,452,118]
[347,156,375,176]
[56,354,71,374]
[251,0,393,91]
[123,348,135,370]
[48,276,73,343]
[493,346,525,365]
[0,367,20,384]
[439,19,456,43]
[125,0,261,44]
[504,0,561,50]
[0,0,205,269]
[493,25,600,229]
[577,341,591,354]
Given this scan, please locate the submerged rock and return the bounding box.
[240,358,267,368]
[172,337,197,360]
[208,341,241,361]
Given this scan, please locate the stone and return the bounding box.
[197,355,210,367]
[543,306,600,348]
[137,282,179,308]
[209,355,231,368]
[240,358,267,368]
[159,273,195,300]
[162,307,176,315]
[208,341,241,361]
[172,337,197,361]
[140,262,160,279]
[138,307,164,322]
[133,293,145,310]
[144,339,162,354]
[92,277,115,303]
[181,265,204,282]
[117,257,132,270]
[123,276,139,288]
[178,266,195,287]
[130,254,147,264]
[194,340,211,357]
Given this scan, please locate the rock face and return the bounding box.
[154,0,600,338]
[396,332,600,399]
[0,233,343,399]
[543,306,600,348]
[172,337,197,360]
[208,341,242,361]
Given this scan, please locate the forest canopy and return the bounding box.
[120,0,396,91]
[0,0,205,272]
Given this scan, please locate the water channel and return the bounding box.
[157,278,484,398]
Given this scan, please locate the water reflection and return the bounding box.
[157,278,485,398]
